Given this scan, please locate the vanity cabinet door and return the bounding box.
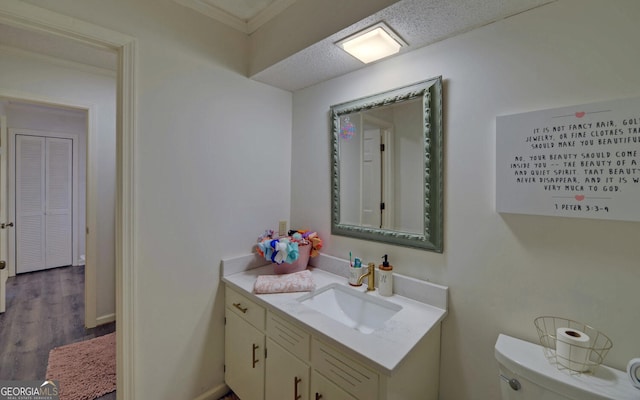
[265,338,310,400]
[311,371,357,400]
[225,311,265,400]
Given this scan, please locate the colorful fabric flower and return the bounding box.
[255,229,322,264]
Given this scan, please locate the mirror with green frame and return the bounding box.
[330,76,443,252]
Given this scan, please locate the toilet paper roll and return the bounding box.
[556,327,591,372]
[627,358,640,390]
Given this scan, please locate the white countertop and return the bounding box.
[221,253,448,375]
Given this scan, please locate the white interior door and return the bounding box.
[44,137,72,268]
[361,128,381,228]
[16,135,46,273]
[16,135,72,273]
[0,116,8,313]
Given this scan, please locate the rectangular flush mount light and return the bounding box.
[337,22,406,64]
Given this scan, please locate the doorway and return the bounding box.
[0,93,109,388]
[0,1,137,397]
[1,94,100,328]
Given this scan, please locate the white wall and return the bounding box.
[0,47,116,321]
[19,0,293,398]
[291,1,640,398]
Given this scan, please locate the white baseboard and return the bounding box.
[192,383,229,400]
[96,313,116,326]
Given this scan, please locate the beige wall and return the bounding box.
[19,0,293,399]
[13,0,640,398]
[291,1,640,398]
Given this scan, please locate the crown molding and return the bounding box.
[173,0,297,34]
[247,0,297,34]
[0,44,117,78]
[174,0,246,32]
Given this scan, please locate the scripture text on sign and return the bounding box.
[496,96,640,221]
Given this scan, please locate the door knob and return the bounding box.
[0,222,13,229]
[0,261,6,270]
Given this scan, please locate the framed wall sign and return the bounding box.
[496,96,640,221]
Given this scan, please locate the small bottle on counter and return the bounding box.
[378,254,393,296]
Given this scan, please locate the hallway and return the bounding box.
[0,265,115,397]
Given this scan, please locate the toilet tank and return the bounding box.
[495,334,639,400]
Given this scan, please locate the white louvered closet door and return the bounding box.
[16,135,46,273]
[16,135,72,273]
[45,138,72,269]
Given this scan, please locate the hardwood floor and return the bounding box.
[0,265,116,399]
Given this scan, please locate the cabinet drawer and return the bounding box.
[226,286,265,330]
[311,370,357,400]
[267,312,310,362]
[312,340,378,400]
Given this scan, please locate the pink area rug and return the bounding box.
[46,333,116,400]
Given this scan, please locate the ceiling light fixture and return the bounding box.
[337,22,406,64]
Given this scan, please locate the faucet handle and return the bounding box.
[366,263,376,291]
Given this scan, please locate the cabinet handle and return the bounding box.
[315,393,323,400]
[252,344,260,368]
[233,303,248,313]
[294,377,302,400]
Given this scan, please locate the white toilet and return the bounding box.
[495,334,640,399]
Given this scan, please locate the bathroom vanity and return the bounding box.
[221,253,448,400]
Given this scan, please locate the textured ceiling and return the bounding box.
[0,0,555,92]
[252,0,555,91]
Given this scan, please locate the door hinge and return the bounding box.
[380,202,385,210]
[86,227,89,235]
[224,317,226,325]
[264,347,268,359]
[223,364,226,373]
[380,143,385,151]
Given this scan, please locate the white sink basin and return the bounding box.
[297,283,402,334]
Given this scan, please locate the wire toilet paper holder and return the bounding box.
[534,316,613,374]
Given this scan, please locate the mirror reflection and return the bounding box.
[330,77,443,252]
[338,98,423,234]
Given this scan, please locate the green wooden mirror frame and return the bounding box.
[330,76,444,252]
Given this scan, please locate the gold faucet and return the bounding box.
[356,262,376,291]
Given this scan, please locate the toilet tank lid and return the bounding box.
[495,334,639,400]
